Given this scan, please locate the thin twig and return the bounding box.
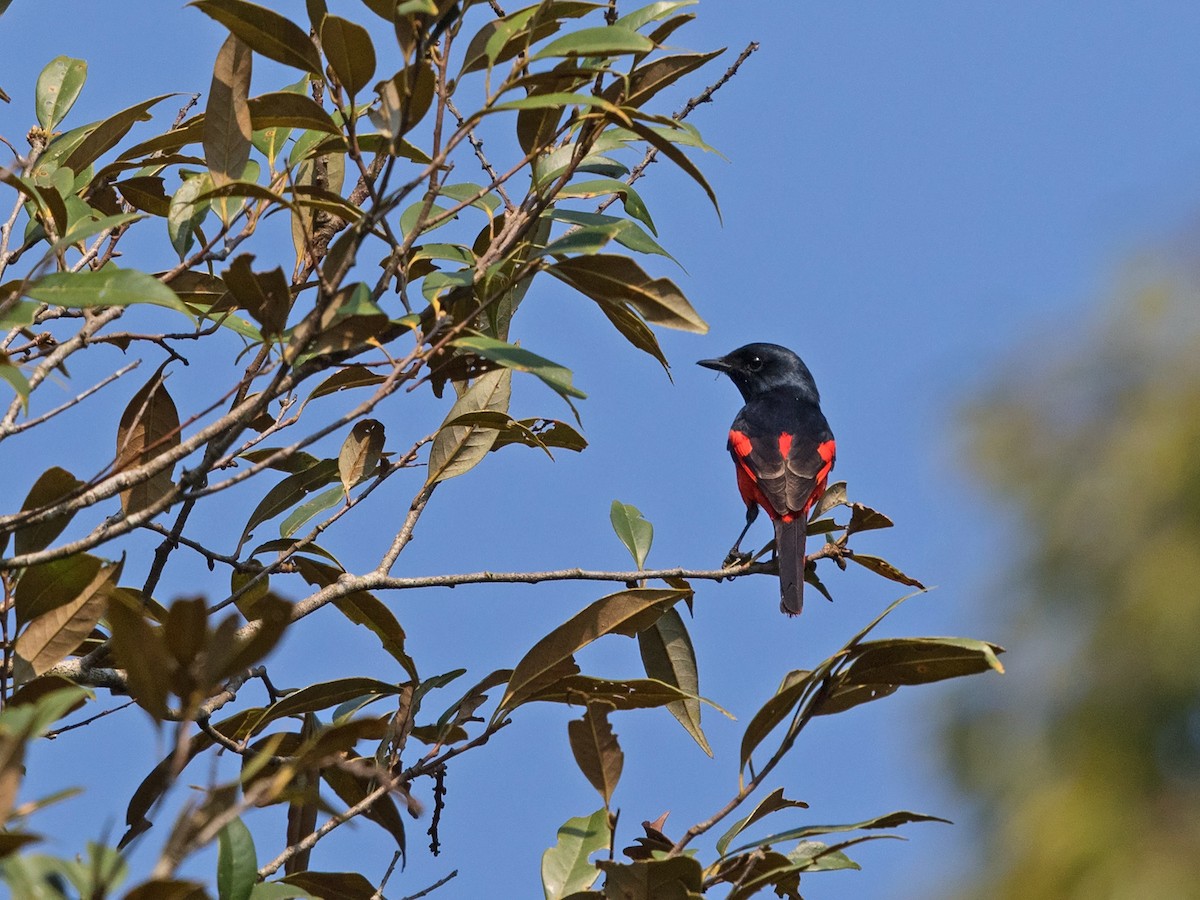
[398,871,458,900]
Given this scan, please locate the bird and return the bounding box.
[698,343,836,616]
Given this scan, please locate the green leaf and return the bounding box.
[568,703,623,806]
[0,356,30,410]
[620,116,720,220]
[35,56,88,130]
[168,173,213,259]
[595,857,703,898]
[26,268,191,317]
[839,637,1006,686]
[217,817,257,900]
[452,335,587,400]
[603,50,722,110]
[547,254,706,334]
[192,0,323,75]
[727,810,951,857]
[426,367,512,485]
[239,458,340,547]
[205,34,253,188]
[610,500,653,569]
[809,481,847,518]
[558,178,656,233]
[247,91,338,133]
[279,485,342,538]
[321,15,376,98]
[716,788,809,857]
[249,677,403,736]
[739,668,826,774]
[614,1,697,32]
[637,607,711,756]
[499,587,690,713]
[530,26,653,60]
[542,809,607,900]
[62,94,173,173]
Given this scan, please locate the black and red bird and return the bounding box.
[699,343,836,616]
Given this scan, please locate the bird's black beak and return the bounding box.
[697,356,731,373]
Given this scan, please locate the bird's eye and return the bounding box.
[747,356,763,372]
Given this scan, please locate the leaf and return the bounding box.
[239,458,339,546]
[547,255,706,334]
[14,554,103,629]
[499,588,690,713]
[727,810,951,857]
[845,503,893,536]
[249,677,403,736]
[338,419,385,494]
[839,637,1006,687]
[222,253,291,336]
[0,357,29,410]
[451,335,587,400]
[321,15,375,97]
[542,809,607,900]
[217,817,257,900]
[26,268,191,317]
[308,365,385,399]
[637,607,710,756]
[809,481,847,518]
[206,34,253,188]
[293,558,419,680]
[530,26,653,60]
[619,117,720,220]
[491,417,588,454]
[848,553,925,588]
[168,173,212,259]
[321,765,406,857]
[559,178,656,233]
[739,669,825,774]
[527,675,708,711]
[595,857,703,899]
[715,788,809,857]
[14,561,116,678]
[62,94,173,172]
[279,872,377,900]
[115,369,181,516]
[369,63,436,147]
[247,92,337,133]
[569,704,623,807]
[603,50,722,110]
[35,56,87,130]
[107,590,173,720]
[192,0,323,74]
[279,486,342,538]
[13,466,83,557]
[425,367,511,484]
[610,500,653,569]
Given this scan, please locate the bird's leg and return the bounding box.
[723,504,759,567]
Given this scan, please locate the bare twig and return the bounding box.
[398,870,459,900]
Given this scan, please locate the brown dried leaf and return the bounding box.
[204,33,253,188]
[116,369,181,516]
[568,703,623,807]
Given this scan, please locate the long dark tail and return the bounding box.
[774,517,806,617]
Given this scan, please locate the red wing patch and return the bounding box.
[730,431,836,523]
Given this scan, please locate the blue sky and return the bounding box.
[4,2,1200,897]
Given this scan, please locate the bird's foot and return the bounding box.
[723,548,755,569]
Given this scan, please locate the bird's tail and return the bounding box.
[774,517,806,617]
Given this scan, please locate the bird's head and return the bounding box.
[697,342,821,404]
